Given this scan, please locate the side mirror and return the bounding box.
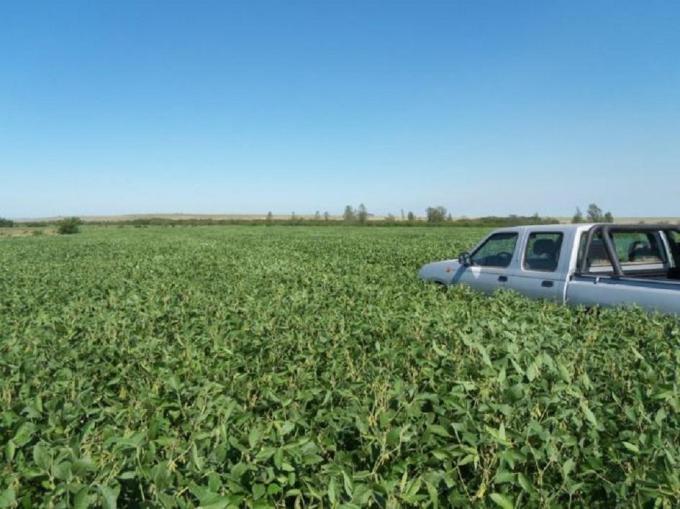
[458,252,472,266]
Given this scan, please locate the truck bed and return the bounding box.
[621,268,680,280]
[567,274,680,314]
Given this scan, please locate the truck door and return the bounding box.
[459,232,519,293]
[506,231,568,301]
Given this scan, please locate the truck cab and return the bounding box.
[444,224,582,301]
[419,223,680,314]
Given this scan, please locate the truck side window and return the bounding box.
[471,232,518,268]
[668,231,680,266]
[524,232,563,271]
[577,232,614,273]
[666,232,680,279]
[609,231,665,265]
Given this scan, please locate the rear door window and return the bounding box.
[471,232,518,268]
[524,232,563,272]
[609,231,665,266]
[578,229,672,274]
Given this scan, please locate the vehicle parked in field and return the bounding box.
[419,223,680,314]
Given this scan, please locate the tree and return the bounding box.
[0,217,14,227]
[323,211,330,221]
[314,211,321,221]
[343,205,356,223]
[266,211,273,224]
[426,206,447,224]
[407,211,416,222]
[290,212,297,222]
[400,209,405,221]
[385,213,396,223]
[587,203,604,222]
[572,207,584,223]
[603,211,614,223]
[357,203,368,224]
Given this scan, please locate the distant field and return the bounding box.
[14,213,346,223]
[13,213,680,225]
[0,226,677,507]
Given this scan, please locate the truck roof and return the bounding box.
[492,223,680,235]
[492,223,596,234]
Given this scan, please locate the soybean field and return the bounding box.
[0,226,678,508]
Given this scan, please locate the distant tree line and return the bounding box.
[3,207,567,229]
[0,217,15,227]
[572,204,614,223]
[342,204,369,224]
[262,204,559,227]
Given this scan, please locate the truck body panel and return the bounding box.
[566,275,680,314]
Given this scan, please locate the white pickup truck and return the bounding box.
[419,223,680,314]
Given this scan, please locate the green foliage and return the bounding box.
[0,226,678,507]
[0,217,14,227]
[342,204,369,224]
[587,203,604,222]
[357,204,368,224]
[56,216,82,234]
[343,205,356,223]
[451,215,560,227]
[572,207,584,223]
[585,204,614,223]
[426,206,448,223]
[36,212,563,229]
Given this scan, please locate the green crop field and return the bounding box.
[0,226,678,508]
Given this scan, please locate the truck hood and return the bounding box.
[418,259,463,284]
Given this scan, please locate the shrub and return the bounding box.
[0,217,14,227]
[57,217,82,234]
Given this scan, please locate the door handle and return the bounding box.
[498,275,508,282]
[541,280,554,288]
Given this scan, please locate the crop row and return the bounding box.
[0,226,678,507]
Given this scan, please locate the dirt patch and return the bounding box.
[0,227,57,238]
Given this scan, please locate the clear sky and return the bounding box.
[2,1,679,219]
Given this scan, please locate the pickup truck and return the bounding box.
[419,223,680,314]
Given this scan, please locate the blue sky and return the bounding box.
[2,1,679,218]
